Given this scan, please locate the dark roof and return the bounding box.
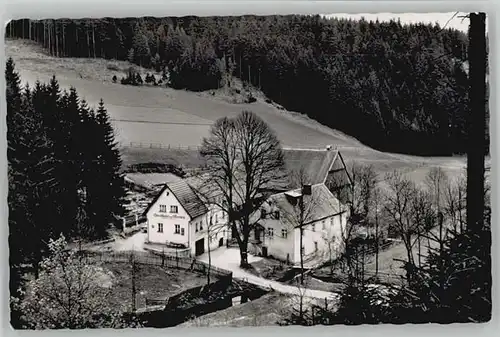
[266,149,342,192]
[143,180,208,219]
[125,173,183,190]
[265,184,343,227]
[324,151,352,205]
[284,149,337,186]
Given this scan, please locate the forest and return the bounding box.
[5,15,487,156]
[6,58,126,307]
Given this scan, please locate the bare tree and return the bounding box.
[384,171,433,281]
[425,167,449,215]
[444,173,467,233]
[371,186,383,276]
[199,111,285,268]
[276,167,324,284]
[326,162,376,279]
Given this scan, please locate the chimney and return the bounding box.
[302,185,312,196]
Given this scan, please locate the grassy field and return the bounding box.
[102,262,207,312]
[6,38,471,186]
[180,293,294,327]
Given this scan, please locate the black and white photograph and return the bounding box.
[4,6,492,329]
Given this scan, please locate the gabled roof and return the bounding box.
[267,149,350,192]
[143,180,208,220]
[324,151,352,205]
[284,149,337,186]
[265,184,343,227]
[125,172,183,190]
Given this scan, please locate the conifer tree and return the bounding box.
[93,99,126,234]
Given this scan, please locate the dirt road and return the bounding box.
[197,248,340,301]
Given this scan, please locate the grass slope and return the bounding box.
[6,38,469,185]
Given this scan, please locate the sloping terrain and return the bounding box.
[6,39,470,183]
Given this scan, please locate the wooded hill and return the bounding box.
[6,15,487,156]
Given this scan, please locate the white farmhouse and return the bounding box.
[253,183,348,266]
[247,149,353,267]
[143,179,228,256]
[143,148,352,262]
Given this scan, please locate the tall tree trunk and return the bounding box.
[55,21,59,57]
[207,217,212,285]
[48,22,51,55]
[92,22,96,58]
[75,24,79,56]
[87,27,91,58]
[62,24,65,57]
[466,12,487,233]
[375,207,379,276]
[299,194,305,285]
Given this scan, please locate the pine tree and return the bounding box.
[92,99,126,235]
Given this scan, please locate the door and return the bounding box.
[195,238,205,256]
[262,246,268,257]
[254,228,260,241]
[219,238,224,247]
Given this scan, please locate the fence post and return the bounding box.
[176,248,179,269]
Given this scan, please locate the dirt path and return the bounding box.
[197,248,339,301]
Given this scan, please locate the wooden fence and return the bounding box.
[119,141,358,153]
[79,250,232,280]
[121,142,203,151]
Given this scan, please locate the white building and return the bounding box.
[143,148,352,261]
[248,149,352,266]
[143,179,228,256]
[253,184,348,265]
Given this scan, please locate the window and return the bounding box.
[215,214,218,223]
[196,222,199,232]
[330,218,334,226]
[157,223,164,233]
[312,223,316,232]
[159,205,167,213]
[200,221,204,230]
[322,220,326,230]
[314,241,318,252]
[174,224,180,234]
[267,227,274,240]
[222,211,226,219]
[274,211,280,220]
[281,229,288,239]
[261,208,267,219]
[170,205,178,213]
[181,228,185,236]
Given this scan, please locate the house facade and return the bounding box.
[250,184,349,266]
[143,148,352,262]
[143,180,228,256]
[248,149,353,266]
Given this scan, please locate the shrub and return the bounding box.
[107,64,120,71]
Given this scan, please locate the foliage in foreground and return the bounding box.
[13,236,143,329]
[6,57,126,310]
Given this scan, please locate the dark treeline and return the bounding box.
[6,16,486,155]
[6,58,126,302]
